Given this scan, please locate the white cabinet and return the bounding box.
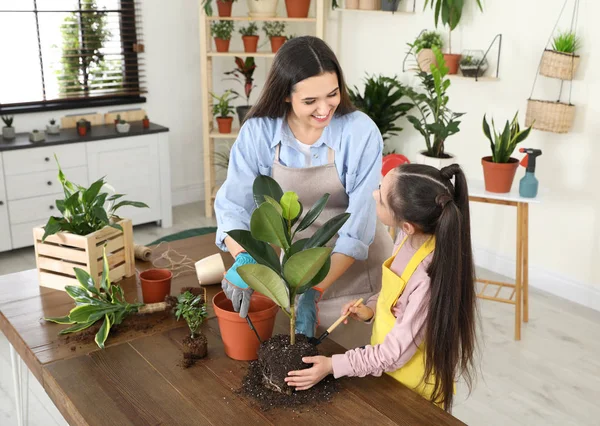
[0,156,11,252]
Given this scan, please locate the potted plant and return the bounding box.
[201,0,238,17]
[285,0,311,17]
[175,290,209,367]
[348,74,413,156]
[211,20,235,53]
[459,50,488,78]
[482,112,533,193]
[224,57,257,125]
[1,115,15,140]
[409,31,443,73]
[46,118,60,135]
[114,114,121,126]
[540,30,581,81]
[76,119,89,137]
[211,90,238,133]
[239,22,259,53]
[404,47,464,168]
[263,21,287,53]
[217,174,350,391]
[248,0,279,18]
[34,156,149,290]
[116,119,130,133]
[142,115,150,129]
[29,129,45,143]
[423,0,483,74]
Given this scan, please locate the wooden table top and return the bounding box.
[0,234,464,426]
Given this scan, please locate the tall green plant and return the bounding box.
[404,47,464,158]
[42,156,149,241]
[227,175,350,345]
[423,0,483,53]
[348,74,413,155]
[482,112,533,164]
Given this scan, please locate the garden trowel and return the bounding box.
[309,298,364,346]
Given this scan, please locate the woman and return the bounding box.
[215,36,393,348]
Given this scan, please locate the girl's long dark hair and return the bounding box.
[245,36,356,121]
[387,163,477,411]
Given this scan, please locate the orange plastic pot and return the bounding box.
[217,117,233,133]
[444,53,461,75]
[139,269,172,303]
[216,0,233,17]
[242,35,259,53]
[270,36,287,53]
[213,291,279,361]
[482,156,519,193]
[285,0,311,17]
[214,37,230,53]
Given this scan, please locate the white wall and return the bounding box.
[325,0,600,310]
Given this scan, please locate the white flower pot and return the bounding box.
[46,124,60,135]
[415,150,457,170]
[2,127,15,140]
[29,131,45,143]
[116,122,130,133]
[247,0,279,17]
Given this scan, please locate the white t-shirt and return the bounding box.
[294,138,312,167]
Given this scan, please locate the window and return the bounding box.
[0,0,145,113]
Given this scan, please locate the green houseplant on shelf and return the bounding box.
[481,112,533,193]
[348,74,413,155]
[423,0,483,74]
[409,31,443,72]
[211,90,238,133]
[540,30,581,80]
[211,20,235,53]
[1,115,15,140]
[404,46,464,168]
[224,57,257,125]
[263,21,287,53]
[202,0,237,17]
[175,290,209,367]
[219,174,350,394]
[239,22,259,53]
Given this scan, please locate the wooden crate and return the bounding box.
[60,113,104,129]
[32,219,135,291]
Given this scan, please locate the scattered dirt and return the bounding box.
[181,333,208,368]
[70,346,76,352]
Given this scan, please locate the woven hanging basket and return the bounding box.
[526,99,575,133]
[540,49,580,80]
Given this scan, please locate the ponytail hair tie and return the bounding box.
[436,193,453,208]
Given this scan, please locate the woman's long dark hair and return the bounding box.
[387,163,477,411]
[245,36,356,121]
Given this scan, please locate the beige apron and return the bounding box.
[272,144,393,348]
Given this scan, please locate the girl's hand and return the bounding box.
[341,299,374,323]
[285,356,333,391]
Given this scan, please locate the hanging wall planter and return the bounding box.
[540,49,580,80]
[525,99,575,134]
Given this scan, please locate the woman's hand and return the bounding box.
[285,356,333,391]
[341,299,374,323]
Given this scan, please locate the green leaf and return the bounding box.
[225,229,281,273]
[84,178,105,205]
[282,238,309,265]
[44,316,75,324]
[65,285,96,304]
[58,321,96,335]
[95,314,112,349]
[263,195,283,215]
[109,223,123,232]
[283,247,332,289]
[73,267,100,296]
[297,257,331,294]
[291,201,303,228]
[514,126,532,144]
[100,247,111,293]
[237,264,290,310]
[56,200,66,215]
[482,114,492,143]
[250,202,290,251]
[280,192,301,222]
[252,174,284,207]
[294,194,329,234]
[111,200,149,211]
[107,193,125,202]
[68,304,111,323]
[93,206,110,225]
[41,216,63,242]
[304,213,351,249]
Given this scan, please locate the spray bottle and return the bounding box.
[518,148,543,198]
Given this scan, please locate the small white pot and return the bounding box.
[29,131,46,143]
[247,0,279,17]
[46,124,60,135]
[415,150,457,170]
[116,122,131,133]
[2,127,15,140]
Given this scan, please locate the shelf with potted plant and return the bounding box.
[200,0,325,217]
[336,0,415,13]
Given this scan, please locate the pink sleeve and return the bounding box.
[331,280,429,378]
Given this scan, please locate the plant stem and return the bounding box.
[290,305,295,346]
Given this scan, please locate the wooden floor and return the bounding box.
[0,202,599,426]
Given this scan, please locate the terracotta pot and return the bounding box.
[242,35,259,53]
[213,291,279,360]
[285,0,311,17]
[142,118,150,128]
[481,156,519,193]
[415,150,456,170]
[139,269,172,304]
[214,37,230,53]
[359,0,380,9]
[345,0,359,8]
[77,126,87,137]
[270,36,287,53]
[444,53,461,75]
[217,117,233,133]
[216,0,233,17]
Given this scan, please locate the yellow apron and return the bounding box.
[370,235,438,403]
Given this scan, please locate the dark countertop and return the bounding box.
[0,121,169,152]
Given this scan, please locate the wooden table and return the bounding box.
[0,234,464,425]
[468,180,541,340]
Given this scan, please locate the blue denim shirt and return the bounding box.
[214,110,383,261]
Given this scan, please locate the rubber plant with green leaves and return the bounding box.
[41,155,148,242]
[226,175,350,346]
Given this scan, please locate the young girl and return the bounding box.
[285,163,477,411]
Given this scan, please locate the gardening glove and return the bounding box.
[295,287,324,338]
[222,252,256,318]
